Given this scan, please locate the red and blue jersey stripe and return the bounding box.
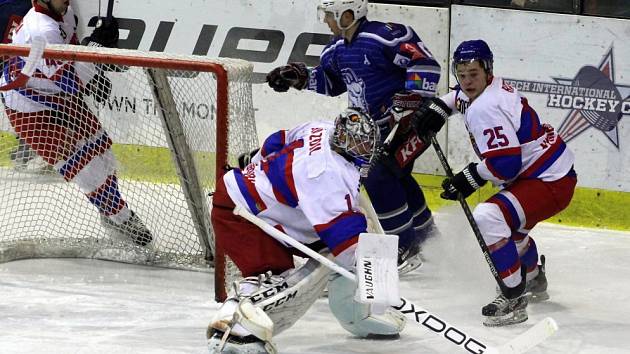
[315,211,366,256]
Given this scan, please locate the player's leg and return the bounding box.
[363,161,433,274]
[512,226,549,302]
[497,172,577,303]
[472,201,529,326]
[328,274,406,338]
[209,182,325,353]
[397,169,438,272]
[7,102,152,246]
[476,173,577,326]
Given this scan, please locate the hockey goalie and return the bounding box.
[0,0,152,246]
[208,108,406,353]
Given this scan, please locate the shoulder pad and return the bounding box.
[362,21,409,42]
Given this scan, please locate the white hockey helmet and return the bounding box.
[317,0,369,30]
[331,108,381,177]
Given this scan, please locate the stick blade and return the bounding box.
[496,317,558,354]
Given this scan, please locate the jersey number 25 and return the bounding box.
[483,126,509,149]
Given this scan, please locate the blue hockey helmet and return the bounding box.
[452,39,494,78]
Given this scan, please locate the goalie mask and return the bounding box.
[331,108,381,177]
[317,0,368,30]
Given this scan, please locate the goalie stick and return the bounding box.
[232,204,556,354]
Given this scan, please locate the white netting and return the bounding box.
[0,43,255,292]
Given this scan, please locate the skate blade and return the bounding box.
[527,290,550,303]
[483,309,528,327]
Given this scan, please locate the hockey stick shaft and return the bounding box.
[106,0,115,19]
[232,204,495,354]
[430,135,509,293]
[233,205,355,280]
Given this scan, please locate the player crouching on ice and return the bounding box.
[208,109,406,353]
[412,39,577,326]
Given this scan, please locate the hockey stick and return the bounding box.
[234,205,530,354]
[106,0,115,19]
[0,36,46,91]
[429,135,510,294]
[233,205,558,353]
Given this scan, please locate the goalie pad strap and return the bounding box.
[248,257,331,335]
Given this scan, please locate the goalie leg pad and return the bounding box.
[209,257,330,343]
[328,274,406,338]
[252,257,331,335]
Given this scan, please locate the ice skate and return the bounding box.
[397,243,423,275]
[526,255,549,302]
[482,293,528,327]
[11,141,55,174]
[207,328,273,354]
[101,211,153,247]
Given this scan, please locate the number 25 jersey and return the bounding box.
[441,77,575,185]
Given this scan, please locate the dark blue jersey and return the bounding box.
[307,19,441,123]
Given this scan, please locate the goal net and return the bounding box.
[0,42,252,301]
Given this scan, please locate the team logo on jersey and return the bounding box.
[363,54,371,66]
[505,46,630,148]
[341,68,368,112]
[399,43,425,61]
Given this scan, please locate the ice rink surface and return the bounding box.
[1,206,629,354]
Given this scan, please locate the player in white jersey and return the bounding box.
[0,0,152,246]
[208,108,406,353]
[412,40,577,327]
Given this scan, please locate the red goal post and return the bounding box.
[0,43,252,301]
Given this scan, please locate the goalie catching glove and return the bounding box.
[411,97,451,138]
[266,62,308,92]
[441,162,487,200]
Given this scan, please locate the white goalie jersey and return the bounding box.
[222,121,367,265]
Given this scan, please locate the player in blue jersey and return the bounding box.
[412,39,577,326]
[266,0,442,274]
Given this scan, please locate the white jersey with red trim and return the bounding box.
[1,4,98,113]
[441,77,574,185]
[223,121,367,265]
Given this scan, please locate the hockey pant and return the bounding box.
[363,158,434,251]
[473,171,577,289]
[6,98,132,224]
[211,177,298,277]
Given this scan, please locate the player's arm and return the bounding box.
[266,42,346,96]
[300,177,365,269]
[76,16,121,102]
[384,24,441,98]
[441,106,521,200]
[382,24,443,138]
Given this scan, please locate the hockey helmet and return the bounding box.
[331,108,381,177]
[317,0,368,30]
[452,39,494,79]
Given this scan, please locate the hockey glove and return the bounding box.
[412,97,451,138]
[387,91,423,136]
[441,163,487,200]
[237,148,260,169]
[81,16,120,48]
[266,62,308,92]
